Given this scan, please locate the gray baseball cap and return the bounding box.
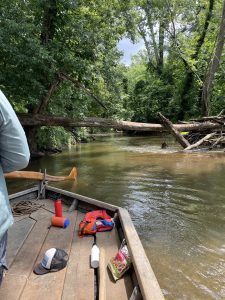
[33,248,68,275]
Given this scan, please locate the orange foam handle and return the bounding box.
[51,216,70,228]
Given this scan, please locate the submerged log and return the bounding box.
[18,113,222,132]
[209,136,224,149]
[184,132,216,150]
[158,113,190,148]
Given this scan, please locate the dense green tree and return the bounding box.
[201,0,225,116]
[1,0,225,151]
[123,0,225,122]
[0,0,136,150]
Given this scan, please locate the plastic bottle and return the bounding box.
[54,199,63,217]
[91,243,100,268]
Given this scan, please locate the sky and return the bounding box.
[117,38,145,65]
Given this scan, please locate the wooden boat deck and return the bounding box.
[0,198,133,300]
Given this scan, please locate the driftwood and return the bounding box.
[191,116,225,125]
[184,132,216,150]
[217,109,225,117]
[158,113,225,151]
[185,113,225,150]
[158,112,190,148]
[209,136,224,149]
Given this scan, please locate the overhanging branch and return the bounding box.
[60,73,107,110]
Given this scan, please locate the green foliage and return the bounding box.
[36,126,71,149]
[1,0,225,150]
[0,0,134,114]
[123,0,225,121]
[0,0,137,149]
[129,75,173,123]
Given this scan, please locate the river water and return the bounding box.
[8,135,225,299]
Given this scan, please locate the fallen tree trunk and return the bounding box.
[17,113,223,132]
[209,136,224,149]
[184,132,216,150]
[158,113,190,148]
[191,115,225,124]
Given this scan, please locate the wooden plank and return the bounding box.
[14,215,30,223]
[98,248,106,300]
[62,211,95,300]
[20,211,77,300]
[7,217,35,267]
[0,218,50,300]
[0,276,27,299]
[118,208,164,300]
[30,207,53,221]
[97,229,133,300]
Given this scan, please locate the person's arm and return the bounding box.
[0,90,30,173]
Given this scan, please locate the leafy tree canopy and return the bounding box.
[1,0,225,149]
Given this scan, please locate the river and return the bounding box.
[8,135,225,299]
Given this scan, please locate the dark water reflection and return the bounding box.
[7,135,225,299]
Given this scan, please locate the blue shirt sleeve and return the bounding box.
[0,90,30,173]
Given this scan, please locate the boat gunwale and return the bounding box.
[9,186,39,200]
[118,208,164,300]
[46,185,119,212]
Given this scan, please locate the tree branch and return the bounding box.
[33,75,62,114]
[60,73,107,110]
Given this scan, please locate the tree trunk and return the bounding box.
[138,26,157,72]
[158,20,165,74]
[33,75,62,114]
[178,0,215,119]
[193,0,215,60]
[144,0,160,68]
[24,127,39,153]
[18,113,223,132]
[201,0,225,116]
[26,0,59,152]
[40,0,57,46]
[158,113,190,148]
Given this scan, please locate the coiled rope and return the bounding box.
[11,200,44,217]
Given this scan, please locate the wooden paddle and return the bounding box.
[4,167,77,182]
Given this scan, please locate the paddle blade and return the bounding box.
[68,167,77,180]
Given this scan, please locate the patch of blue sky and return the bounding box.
[118,38,145,66]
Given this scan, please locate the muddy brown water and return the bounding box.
[8,135,225,299]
